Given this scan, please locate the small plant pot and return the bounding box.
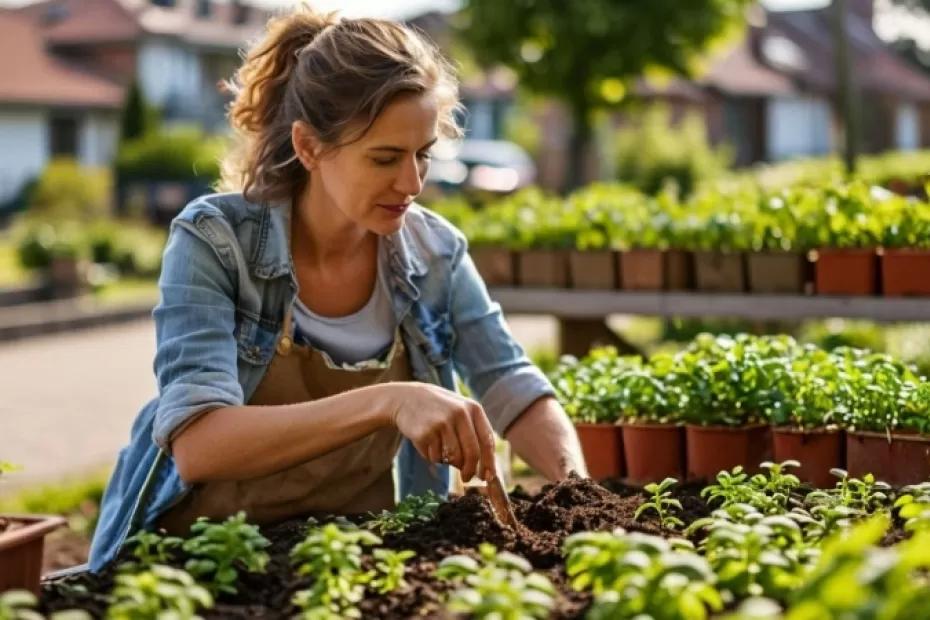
[620,249,663,290]
[846,431,930,486]
[517,249,570,288]
[574,423,625,480]
[621,422,686,485]
[665,250,693,291]
[693,251,746,293]
[685,424,772,481]
[815,248,878,296]
[471,247,515,287]
[881,249,930,297]
[0,514,67,594]
[569,250,618,289]
[747,251,807,294]
[772,427,845,488]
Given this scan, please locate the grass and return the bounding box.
[0,468,109,536]
[92,277,159,307]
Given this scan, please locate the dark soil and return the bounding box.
[42,475,703,619]
[41,474,913,618]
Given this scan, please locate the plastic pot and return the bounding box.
[574,423,625,480]
[685,424,772,481]
[815,248,878,295]
[693,251,746,293]
[0,513,67,594]
[747,251,808,294]
[846,431,930,486]
[517,249,570,288]
[569,250,618,289]
[881,249,930,297]
[665,250,693,291]
[470,247,515,287]
[621,422,686,485]
[771,427,845,488]
[620,249,663,290]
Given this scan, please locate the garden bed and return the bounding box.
[37,469,916,619]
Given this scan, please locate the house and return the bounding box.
[0,0,268,204]
[699,0,930,166]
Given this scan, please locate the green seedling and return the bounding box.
[805,469,893,515]
[290,521,414,619]
[634,477,684,530]
[894,482,930,533]
[437,543,555,620]
[564,528,721,619]
[122,530,183,570]
[364,491,441,535]
[182,511,270,596]
[106,564,213,620]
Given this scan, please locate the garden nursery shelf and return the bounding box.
[489,288,930,322]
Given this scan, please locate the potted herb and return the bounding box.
[615,355,687,484]
[683,192,750,293]
[746,192,810,294]
[843,351,930,485]
[0,462,67,594]
[510,190,573,288]
[768,346,847,487]
[801,183,881,296]
[564,189,619,289]
[879,198,930,297]
[679,334,774,480]
[550,348,628,479]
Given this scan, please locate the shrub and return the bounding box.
[116,127,226,182]
[24,159,112,222]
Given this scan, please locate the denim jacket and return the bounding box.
[88,192,554,571]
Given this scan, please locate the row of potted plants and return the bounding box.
[433,181,930,296]
[550,333,930,488]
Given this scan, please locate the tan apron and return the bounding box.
[156,308,408,534]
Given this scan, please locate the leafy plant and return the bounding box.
[181,512,270,596]
[436,543,555,620]
[893,482,930,533]
[106,564,213,620]
[364,491,441,535]
[290,521,414,619]
[687,505,814,602]
[805,469,893,515]
[123,530,183,569]
[635,477,684,530]
[564,529,722,619]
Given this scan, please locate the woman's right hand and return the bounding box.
[381,382,497,483]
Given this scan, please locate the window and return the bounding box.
[196,0,211,18]
[49,115,79,158]
[232,1,250,25]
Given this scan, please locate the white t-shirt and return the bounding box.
[291,248,396,368]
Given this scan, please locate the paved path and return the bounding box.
[0,315,557,495]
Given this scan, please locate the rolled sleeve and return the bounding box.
[151,223,244,453]
[449,241,556,434]
[479,365,556,435]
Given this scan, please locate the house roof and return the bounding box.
[15,0,268,50]
[702,37,796,97]
[0,11,123,108]
[761,7,930,101]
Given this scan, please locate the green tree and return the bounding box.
[119,81,159,142]
[458,0,751,190]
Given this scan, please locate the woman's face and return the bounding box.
[298,92,440,236]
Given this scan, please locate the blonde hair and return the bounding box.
[219,6,463,204]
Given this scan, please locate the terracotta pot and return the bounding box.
[846,431,930,486]
[620,249,663,290]
[693,251,746,293]
[665,250,693,291]
[470,247,515,287]
[621,422,686,485]
[881,249,930,297]
[0,514,67,594]
[815,248,878,295]
[574,423,625,480]
[685,424,772,481]
[569,250,618,289]
[517,249,570,288]
[772,427,845,488]
[747,252,808,294]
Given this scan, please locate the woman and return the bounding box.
[89,7,586,571]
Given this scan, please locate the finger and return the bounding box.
[439,419,464,470]
[425,435,442,464]
[468,402,497,481]
[452,407,481,482]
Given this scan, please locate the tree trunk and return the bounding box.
[833,0,859,175]
[564,102,592,192]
